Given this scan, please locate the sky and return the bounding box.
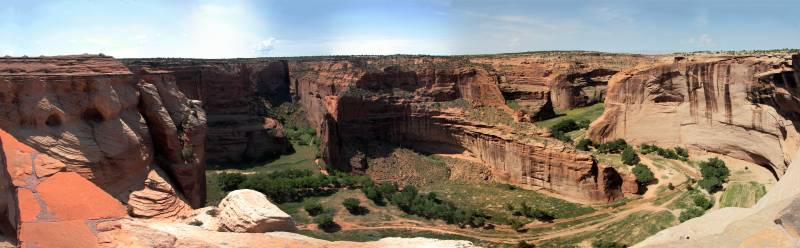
[1,0,799,58]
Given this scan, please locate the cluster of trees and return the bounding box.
[639,144,688,161]
[313,213,337,231]
[621,146,640,165]
[550,119,590,143]
[678,192,714,222]
[575,139,592,151]
[387,186,489,228]
[509,202,555,222]
[632,164,655,186]
[698,158,730,193]
[361,181,399,206]
[594,139,630,154]
[217,169,373,203]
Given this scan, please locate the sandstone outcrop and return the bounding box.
[588,54,800,177]
[471,52,654,110]
[634,150,800,247]
[215,189,296,233]
[123,59,293,165]
[0,56,206,245]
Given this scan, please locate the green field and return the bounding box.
[423,181,595,224]
[720,181,767,208]
[535,103,605,129]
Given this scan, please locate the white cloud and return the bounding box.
[687,34,714,47]
[254,38,277,55]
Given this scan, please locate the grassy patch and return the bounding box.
[296,229,500,247]
[720,181,767,208]
[539,210,677,247]
[205,144,320,206]
[423,181,594,225]
[536,103,604,129]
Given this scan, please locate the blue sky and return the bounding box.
[2,0,799,58]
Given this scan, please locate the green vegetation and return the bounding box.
[592,240,628,248]
[669,189,714,222]
[575,139,592,151]
[295,229,491,246]
[621,146,640,165]
[304,201,323,216]
[314,213,337,231]
[424,181,594,225]
[678,207,705,222]
[539,211,676,247]
[389,185,488,228]
[595,139,629,154]
[342,198,367,215]
[217,169,372,204]
[720,181,767,208]
[216,172,246,191]
[698,158,730,193]
[512,202,556,222]
[536,102,605,129]
[639,144,688,161]
[549,119,590,143]
[517,240,536,248]
[632,164,655,185]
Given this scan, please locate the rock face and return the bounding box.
[123,59,293,165]
[471,52,654,110]
[635,150,800,248]
[588,54,800,177]
[289,57,629,202]
[0,56,204,245]
[216,189,296,233]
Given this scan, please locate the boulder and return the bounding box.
[216,189,296,233]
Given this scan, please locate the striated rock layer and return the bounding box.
[289,57,632,202]
[588,54,800,177]
[0,56,203,245]
[123,59,294,165]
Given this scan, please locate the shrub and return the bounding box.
[674,147,689,158]
[510,218,525,232]
[698,157,729,193]
[550,119,581,143]
[216,173,246,192]
[678,207,705,222]
[342,198,365,215]
[693,195,713,210]
[621,146,640,165]
[575,139,592,151]
[314,213,337,230]
[632,164,655,185]
[668,182,675,190]
[304,201,323,216]
[592,240,628,248]
[596,139,628,154]
[517,240,536,248]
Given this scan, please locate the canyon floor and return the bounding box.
[205,103,773,247]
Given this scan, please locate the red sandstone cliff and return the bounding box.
[0,56,203,245]
[588,54,800,177]
[123,59,293,164]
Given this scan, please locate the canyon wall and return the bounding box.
[288,58,634,202]
[123,59,293,164]
[588,54,800,177]
[0,56,206,245]
[471,52,654,111]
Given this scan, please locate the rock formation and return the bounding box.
[288,57,630,202]
[0,56,203,245]
[123,59,294,165]
[215,189,296,233]
[588,54,800,177]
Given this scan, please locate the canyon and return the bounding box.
[0,51,798,247]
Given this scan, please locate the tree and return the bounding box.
[698,157,729,193]
[342,198,365,215]
[217,173,246,192]
[693,195,713,210]
[674,147,689,159]
[516,240,536,248]
[621,146,640,165]
[632,164,655,185]
[576,139,592,151]
[510,218,525,232]
[592,240,628,248]
[304,201,323,216]
[314,213,337,231]
[679,207,705,222]
[596,139,628,154]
